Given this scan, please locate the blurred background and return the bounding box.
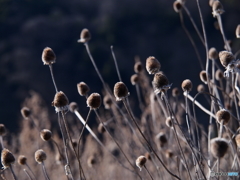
[0,0,240,132]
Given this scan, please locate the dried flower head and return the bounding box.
[98,123,106,134]
[87,93,101,109]
[21,107,31,119]
[40,129,52,141]
[78,28,91,43]
[197,84,205,93]
[199,71,208,84]
[173,1,182,13]
[215,69,224,80]
[165,117,173,128]
[212,1,224,17]
[114,82,129,101]
[1,148,15,168]
[35,149,47,164]
[144,152,151,161]
[0,124,6,136]
[136,155,147,171]
[87,155,96,168]
[130,74,139,85]
[235,134,240,148]
[42,47,56,65]
[69,102,78,112]
[77,82,90,96]
[165,150,174,158]
[216,109,230,125]
[209,47,218,60]
[219,51,235,68]
[181,79,192,92]
[156,132,168,147]
[172,87,179,97]
[103,95,112,109]
[146,56,161,74]
[18,155,27,165]
[52,91,69,112]
[210,138,229,158]
[236,24,240,38]
[134,61,143,73]
[153,72,171,94]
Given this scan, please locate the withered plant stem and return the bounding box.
[23,169,33,180]
[48,64,58,93]
[144,165,154,180]
[111,46,122,82]
[41,162,50,180]
[9,165,18,180]
[26,163,37,180]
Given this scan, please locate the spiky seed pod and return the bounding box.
[216,109,231,125]
[40,129,52,141]
[1,149,15,168]
[21,107,31,119]
[35,149,47,164]
[144,152,151,161]
[136,156,147,171]
[197,84,205,93]
[130,74,139,85]
[199,71,208,84]
[103,95,112,109]
[98,123,105,134]
[209,47,218,60]
[209,0,217,7]
[146,56,161,74]
[215,69,224,81]
[235,134,240,148]
[18,155,27,165]
[219,51,235,67]
[86,93,101,109]
[210,138,228,158]
[77,82,90,96]
[114,82,129,101]
[42,47,56,65]
[156,132,168,147]
[165,117,173,128]
[173,1,182,13]
[172,87,179,97]
[236,25,240,38]
[165,150,174,158]
[134,61,143,73]
[52,91,69,112]
[69,102,78,112]
[87,155,96,168]
[0,124,6,136]
[212,1,224,17]
[181,79,192,92]
[78,28,91,43]
[153,72,169,91]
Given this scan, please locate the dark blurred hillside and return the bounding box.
[0,0,240,131]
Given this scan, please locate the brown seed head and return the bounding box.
[18,155,27,165]
[212,1,224,17]
[173,1,182,13]
[114,82,129,101]
[210,138,228,158]
[52,91,69,112]
[216,109,231,125]
[209,47,218,60]
[146,56,161,74]
[87,155,96,168]
[77,82,90,96]
[0,124,6,136]
[181,79,192,92]
[235,134,240,148]
[78,28,91,43]
[144,152,151,161]
[103,95,112,109]
[172,87,179,97]
[215,69,224,80]
[40,129,52,141]
[42,47,56,65]
[165,150,174,158]
[236,24,240,38]
[134,61,143,73]
[98,123,106,134]
[35,149,47,164]
[1,148,15,168]
[136,155,147,171]
[156,132,168,147]
[87,93,101,109]
[219,51,235,67]
[199,71,208,84]
[130,74,139,85]
[197,84,205,93]
[153,72,169,92]
[21,107,31,119]
[165,117,173,128]
[69,102,79,112]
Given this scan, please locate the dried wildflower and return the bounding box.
[144,152,151,161]
[1,148,15,168]
[103,95,112,109]
[130,74,139,85]
[21,107,31,119]
[181,79,192,92]
[146,56,161,74]
[0,124,6,136]
[136,156,147,171]
[77,82,90,96]
[216,109,230,125]
[153,72,172,94]
[52,91,69,112]
[42,47,56,65]
[69,102,78,112]
[156,132,168,147]
[199,71,208,84]
[215,69,224,80]
[197,84,205,93]
[18,155,27,165]
[236,24,240,38]
[219,51,236,77]
[86,93,101,109]
[98,123,106,133]
[78,28,91,43]
[35,149,47,164]
[209,47,218,60]
[235,134,240,148]
[172,87,179,97]
[113,82,129,101]
[134,61,143,73]
[40,129,52,141]
[165,117,173,128]
[212,1,224,17]
[173,1,182,13]
[210,138,228,158]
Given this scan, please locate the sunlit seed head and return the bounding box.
[78,28,91,43]
[42,47,56,65]
[146,56,161,74]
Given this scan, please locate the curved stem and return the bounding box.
[48,64,58,93]
[144,165,154,180]
[9,165,18,180]
[23,169,33,180]
[41,162,50,180]
[111,46,122,82]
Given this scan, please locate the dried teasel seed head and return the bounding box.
[219,51,235,67]
[42,47,56,65]
[40,129,52,141]
[1,148,15,168]
[144,152,151,161]
[235,134,240,148]
[130,74,139,85]
[77,82,90,96]
[136,155,147,171]
[181,79,192,92]
[103,95,112,109]
[216,109,231,125]
[21,107,31,119]
[197,84,205,93]
[98,123,106,134]
[236,24,240,38]
[165,150,174,158]
[69,102,78,112]
[210,138,229,158]
[52,91,69,112]
[153,72,169,93]
[212,1,224,17]
[156,132,168,147]
[199,71,208,84]
[87,93,101,109]
[114,82,129,101]
[0,124,6,136]
[172,87,179,97]
[78,28,91,43]
[209,47,218,60]
[146,56,161,74]
[215,69,224,80]
[87,155,96,168]
[165,117,173,128]
[35,149,47,164]
[173,1,182,13]
[18,155,27,165]
[134,61,143,73]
